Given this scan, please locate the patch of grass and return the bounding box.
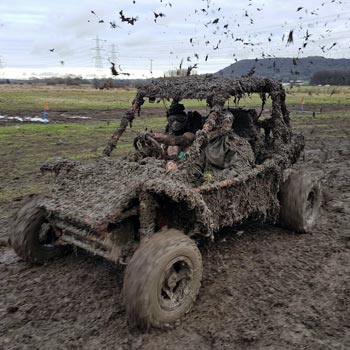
[1,84,350,111]
[0,88,135,110]
[285,86,350,106]
[290,110,350,121]
[0,184,47,203]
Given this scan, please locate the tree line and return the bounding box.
[0,76,143,89]
[310,70,350,85]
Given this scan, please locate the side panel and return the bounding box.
[202,167,281,230]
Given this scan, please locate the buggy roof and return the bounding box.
[135,74,285,106]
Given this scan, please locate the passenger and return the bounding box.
[195,110,255,178]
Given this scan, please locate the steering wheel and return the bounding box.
[133,132,166,159]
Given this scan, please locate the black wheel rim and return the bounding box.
[158,256,194,311]
[305,189,318,225]
[38,221,57,249]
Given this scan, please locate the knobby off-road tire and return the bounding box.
[280,171,321,233]
[9,196,68,264]
[123,229,203,329]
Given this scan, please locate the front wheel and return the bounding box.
[279,170,321,233]
[123,229,203,329]
[9,196,68,264]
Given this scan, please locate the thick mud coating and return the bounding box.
[134,75,286,108]
[78,76,304,244]
[42,121,302,243]
[0,116,349,349]
[104,75,294,158]
[44,157,169,230]
[42,157,214,237]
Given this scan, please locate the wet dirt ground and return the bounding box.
[0,114,349,350]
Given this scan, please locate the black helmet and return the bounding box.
[168,102,186,116]
[167,114,188,134]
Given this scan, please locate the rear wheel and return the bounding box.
[279,171,321,233]
[9,196,68,264]
[123,229,202,329]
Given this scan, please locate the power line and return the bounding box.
[91,36,105,70]
[109,44,118,63]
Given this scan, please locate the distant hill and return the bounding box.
[215,56,350,82]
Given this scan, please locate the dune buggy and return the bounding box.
[10,75,321,329]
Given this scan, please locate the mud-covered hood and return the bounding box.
[43,157,181,230]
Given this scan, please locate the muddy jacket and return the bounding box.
[204,131,255,170]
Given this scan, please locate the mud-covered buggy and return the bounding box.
[10,75,321,329]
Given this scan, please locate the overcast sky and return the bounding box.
[0,0,349,79]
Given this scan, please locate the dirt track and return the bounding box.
[1,116,349,349]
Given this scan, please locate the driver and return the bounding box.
[134,101,199,170]
[165,102,188,135]
[152,102,196,167]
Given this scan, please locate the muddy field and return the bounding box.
[0,111,349,349]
